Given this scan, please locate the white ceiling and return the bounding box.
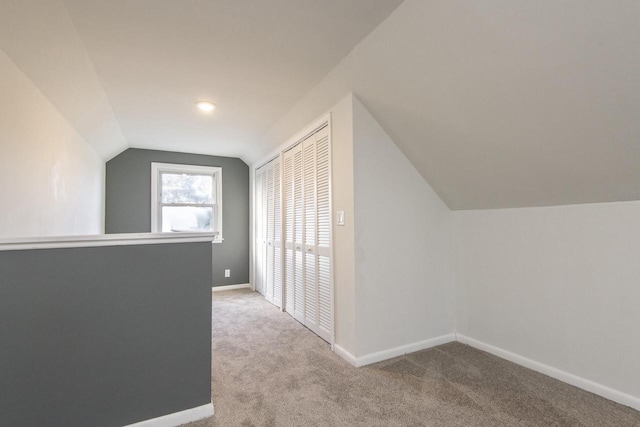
[0,0,403,160]
[268,0,640,209]
[1,0,639,209]
[0,0,127,158]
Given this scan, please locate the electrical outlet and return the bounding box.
[224,269,230,278]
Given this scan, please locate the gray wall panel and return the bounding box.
[106,148,249,286]
[0,242,212,427]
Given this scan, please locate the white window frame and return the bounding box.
[151,162,222,241]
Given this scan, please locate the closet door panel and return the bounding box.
[269,123,332,344]
[265,166,275,302]
[262,164,269,297]
[255,158,283,308]
[316,128,331,258]
[303,140,316,249]
[254,169,264,294]
[303,138,317,331]
[272,159,283,308]
[315,127,332,341]
[317,255,332,342]
[283,151,295,315]
[293,145,305,323]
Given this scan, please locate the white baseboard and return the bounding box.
[456,334,640,411]
[356,334,456,367]
[334,344,357,367]
[212,283,251,292]
[334,334,456,368]
[124,402,214,427]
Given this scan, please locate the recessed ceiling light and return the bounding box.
[195,101,216,112]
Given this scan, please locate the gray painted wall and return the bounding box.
[106,148,249,286]
[0,242,212,427]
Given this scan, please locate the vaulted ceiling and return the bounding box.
[0,0,403,159]
[1,0,639,209]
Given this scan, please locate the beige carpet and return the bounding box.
[184,289,640,427]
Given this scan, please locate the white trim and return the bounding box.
[356,334,456,367]
[252,114,331,169]
[327,114,335,349]
[334,344,358,367]
[0,232,217,251]
[455,334,640,411]
[212,283,251,292]
[123,402,213,427]
[249,161,255,292]
[151,162,223,241]
[335,334,456,368]
[254,154,280,173]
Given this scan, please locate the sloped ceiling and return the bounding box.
[0,0,403,160]
[0,0,127,159]
[268,0,640,209]
[1,0,639,209]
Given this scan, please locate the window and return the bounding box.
[151,163,222,240]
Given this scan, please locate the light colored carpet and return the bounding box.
[184,289,640,427]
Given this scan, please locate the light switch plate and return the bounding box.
[337,211,345,226]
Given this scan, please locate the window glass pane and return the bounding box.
[161,173,214,204]
[161,206,213,232]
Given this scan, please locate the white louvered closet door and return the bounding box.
[282,124,333,344]
[272,159,283,308]
[292,143,305,324]
[302,136,318,333]
[255,158,283,309]
[254,168,265,295]
[314,127,332,342]
[265,166,274,302]
[261,166,269,297]
[283,151,295,315]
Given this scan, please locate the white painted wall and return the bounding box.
[264,94,456,362]
[454,201,640,404]
[353,97,455,358]
[266,86,640,408]
[0,49,104,238]
[267,77,640,408]
[329,95,357,356]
